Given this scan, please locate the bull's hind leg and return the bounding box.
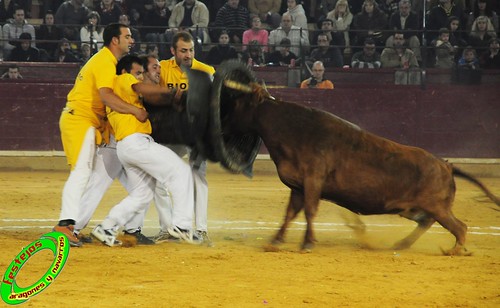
[434,211,469,256]
[271,189,304,246]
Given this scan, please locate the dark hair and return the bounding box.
[103,23,128,46]
[172,31,194,50]
[364,37,376,45]
[140,54,158,72]
[116,54,143,75]
[87,11,101,24]
[439,27,450,35]
[279,38,291,47]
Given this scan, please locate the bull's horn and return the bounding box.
[224,80,253,93]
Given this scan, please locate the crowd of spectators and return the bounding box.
[0,0,498,70]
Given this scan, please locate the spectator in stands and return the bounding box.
[467,0,498,33]
[205,29,239,65]
[169,0,210,45]
[479,37,500,69]
[351,0,388,50]
[380,30,418,68]
[8,32,40,61]
[214,0,250,44]
[143,0,173,59]
[200,0,225,23]
[386,0,421,62]
[447,15,467,61]
[80,11,104,53]
[146,43,159,58]
[300,60,334,89]
[53,37,81,62]
[350,37,381,68]
[80,42,91,63]
[39,0,65,18]
[432,28,456,68]
[268,13,309,57]
[313,0,336,25]
[457,46,479,69]
[2,6,36,60]
[1,64,23,79]
[243,15,269,51]
[427,0,465,42]
[312,18,345,51]
[0,0,15,23]
[247,0,281,29]
[36,10,64,61]
[325,0,353,54]
[286,0,308,31]
[378,0,399,18]
[468,15,497,56]
[95,0,123,26]
[308,32,343,67]
[118,14,141,53]
[241,39,267,66]
[267,37,297,66]
[55,0,92,42]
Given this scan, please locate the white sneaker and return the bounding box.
[91,225,121,247]
[167,226,194,243]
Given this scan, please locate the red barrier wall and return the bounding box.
[0,79,498,158]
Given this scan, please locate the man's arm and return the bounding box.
[99,87,148,122]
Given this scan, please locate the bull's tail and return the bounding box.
[452,166,500,206]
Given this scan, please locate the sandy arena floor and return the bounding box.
[0,160,499,307]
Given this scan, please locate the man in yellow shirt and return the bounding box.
[54,23,145,247]
[300,61,335,89]
[153,31,215,244]
[91,54,195,246]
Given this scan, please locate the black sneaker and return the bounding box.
[123,230,155,245]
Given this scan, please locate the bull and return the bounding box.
[213,61,499,255]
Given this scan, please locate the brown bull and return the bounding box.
[220,79,500,256]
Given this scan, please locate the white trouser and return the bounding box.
[59,127,96,221]
[125,145,209,232]
[101,134,194,231]
[75,135,128,231]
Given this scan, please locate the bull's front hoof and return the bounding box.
[263,243,280,252]
[440,246,473,256]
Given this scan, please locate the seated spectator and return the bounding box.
[55,0,92,42]
[205,30,239,65]
[80,42,92,63]
[118,14,141,53]
[267,37,297,66]
[8,32,40,61]
[247,0,281,29]
[36,10,64,61]
[380,31,418,68]
[53,38,81,62]
[143,0,173,59]
[146,43,160,58]
[95,0,123,26]
[2,6,36,60]
[169,0,210,44]
[241,39,267,66]
[313,0,336,25]
[300,60,334,89]
[243,15,269,52]
[426,0,465,43]
[286,0,308,31]
[268,13,309,57]
[214,0,250,44]
[351,0,388,50]
[1,64,23,79]
[467,15,497,56]
[308,33,343,67]
[479,37,500,69]
[80,11,104,53]
[386,0,421,62]
[378,0,399,18]
[432,28,456,69]
[312,18,346,54]
[325,0,353,53]
[457,46,479,69]
[447,15,467,62]
[466,0,498,33]
[350,37,381,68]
